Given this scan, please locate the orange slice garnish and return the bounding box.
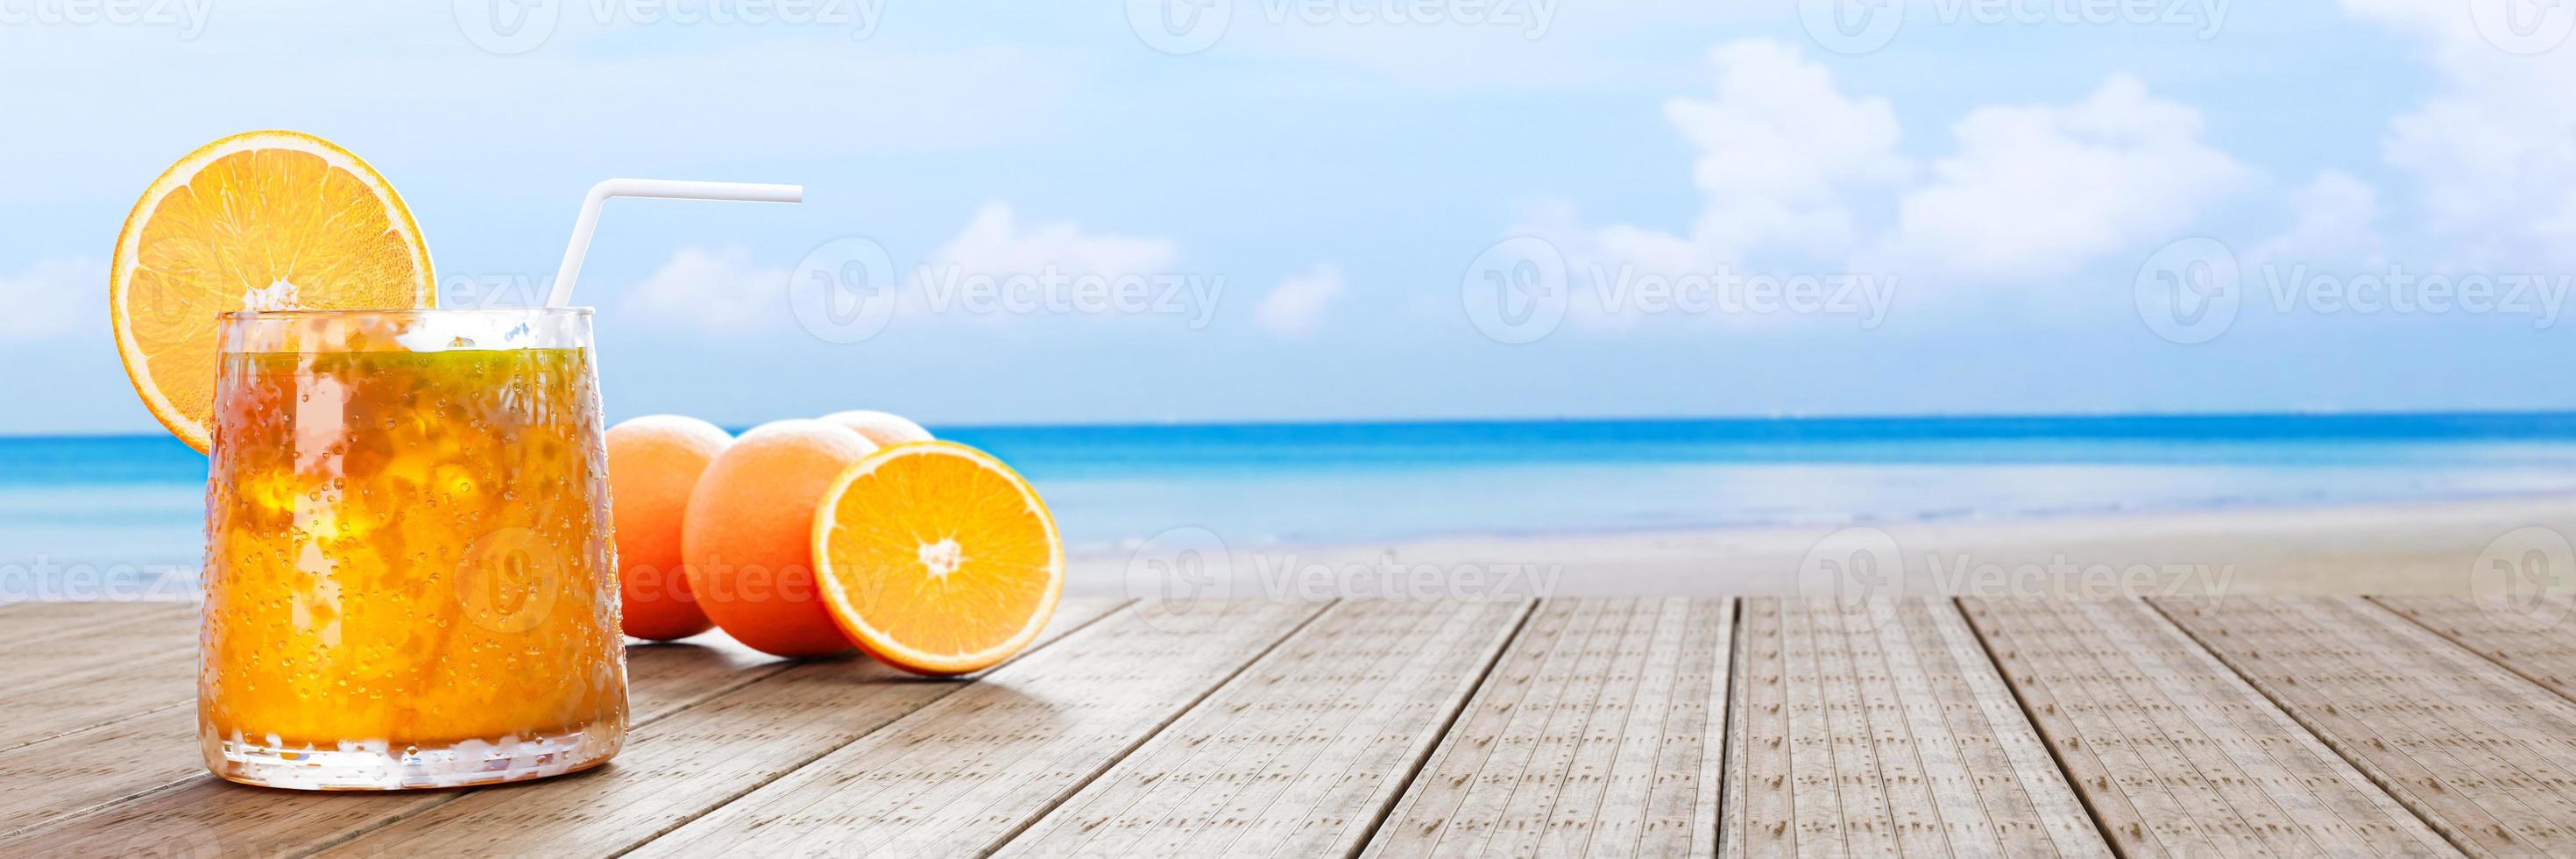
[810,441,1064,676]
[111,130,434,452]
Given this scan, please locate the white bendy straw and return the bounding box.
[547,179,804,307]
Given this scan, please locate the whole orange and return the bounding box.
[605,415,732,641]
[818,409,932,447]
[681,420,878,657]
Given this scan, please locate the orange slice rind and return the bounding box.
[111,130,434,452]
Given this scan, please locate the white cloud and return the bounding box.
[0,258,99,340]
[1504,39,1915,331]
[911,202,1178,287]
[1884,75,2252,280]
[621,245,789,334]
[2340,0,2576,271]
[1253,265,1346,337]
[1663,39,1913,265]
[1521,39,2252,334]
[2250,171,2385,267]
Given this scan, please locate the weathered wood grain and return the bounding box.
[625,599,1331,858]
[997,598,1529,858]
[0,629,793,842]
[0,600,195,642]
[0,602,196,753]
[312,600,1131,857]
[1364,598,1732,858]
[0,601,1121,855]
[1965,598,2456,857]
[2155,595,2576,856]
[0,603,201,690]
[2372,597,2576,701]
[25,595,2576,859]
[1722,598,2107,858]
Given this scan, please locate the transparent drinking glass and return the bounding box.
[200,308,626,790]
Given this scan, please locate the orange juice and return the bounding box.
[199,309,624,790]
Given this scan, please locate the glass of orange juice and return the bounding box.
[199,307,625,790]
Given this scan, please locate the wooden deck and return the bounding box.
[4,596,2575,856]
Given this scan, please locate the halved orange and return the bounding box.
[810,441,1064,676]
[111,131,435,452]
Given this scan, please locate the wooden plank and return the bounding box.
[0,630,784,844]
[312,599,1131,856]
[1725,593,1790,857]
[625,599,1330,858]
[0,605,208,691]
[0,600,196,643]
[1905,596,2098,855]
[1964,598,2454,858]
[2154,595,2576,856]
[994,598,1529,857]
[0,605,196,752]
[0,600,1124,855]
[2372,597,2576,701]
[1721,598,2106,858]
[1366,598,1731,858]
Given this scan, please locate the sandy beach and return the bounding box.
[1065,493,2576,601]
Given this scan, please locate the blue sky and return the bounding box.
[4,0,2572,432]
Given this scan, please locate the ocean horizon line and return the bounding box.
[15,407,2576,442]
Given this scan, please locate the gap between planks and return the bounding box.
[306,598,1144,858]
[0,600,1136,855]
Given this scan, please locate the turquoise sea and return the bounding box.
[10,414,2576,599]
